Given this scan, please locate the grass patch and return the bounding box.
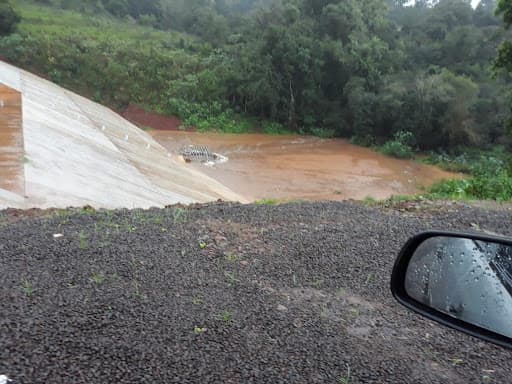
[254,198,279,205]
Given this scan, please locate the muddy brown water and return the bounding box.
[151,131,459,202]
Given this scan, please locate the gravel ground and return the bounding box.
[1,201,512,383]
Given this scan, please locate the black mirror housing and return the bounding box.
[391,231,512,350]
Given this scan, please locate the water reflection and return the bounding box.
[405,236,512,338]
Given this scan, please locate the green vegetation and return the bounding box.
[22,278,34,296]
[224,253,241,262]
[378,131,415,159]
[427,148,512,200]
[78,230,88,249]
[0,0,20,36]
[172,208,187,224]
[255,198,279,205]
[89,272,106,285]
[2,0,512,201]
[193,325,207,334]
[338,365,352,384]
[215,310,233,323]
[2,0,510,148]
[224,271,239,287]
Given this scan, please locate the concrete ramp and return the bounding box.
[0,61,244,209]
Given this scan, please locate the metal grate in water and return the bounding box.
[179,145,216,163]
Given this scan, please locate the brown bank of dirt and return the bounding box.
[121,105,187,131]
[151,130,460,202]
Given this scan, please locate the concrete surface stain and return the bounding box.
[0,84,24,196]
[151,131,460,201]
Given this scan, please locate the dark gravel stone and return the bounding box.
[0,201,511,383]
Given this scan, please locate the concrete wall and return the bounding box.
[0,61,244,209]
[0,84,24,197]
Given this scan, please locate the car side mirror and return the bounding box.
[391,231,512,349]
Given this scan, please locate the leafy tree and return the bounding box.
[0,0,20,36]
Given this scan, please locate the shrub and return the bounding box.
[262,121,293,135]
[429,173,512,201]
[0,0,20,36]
[379,131,414,159]
[350,135,375,147]
[309,127,336,138]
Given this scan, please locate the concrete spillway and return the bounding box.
[0,61,243,209]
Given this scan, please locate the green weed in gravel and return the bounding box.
[224,254,240,262]
[224,271,240,287]
[78,231,88,249]
[255,198,279,205]
[133,281,142,299]
[215,310,233,323]
[89,272,106,285]
[194,326,207,334]
[338,365,351,384]
[172,207,187,224]
[22,279,34,297]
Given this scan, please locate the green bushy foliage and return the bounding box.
[379,131,414,159]
[167,99,252,133]
[0,0,20,36]
[261,121,293,135]
[427,148,512,201]
[350,135,375,147]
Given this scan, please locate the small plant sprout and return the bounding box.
[133,281,141,299]
[199,241,207,249]
[78,231,88,249]
[194,326,207,334]
[224,254,240,262]
[22,279,34,297]
[224,271,240,287]
[450,358,464,366]
[90,272,105,285]
[312,278,324,288]
[192,296,203,305]
[215,310,233,323]
[339,365,351,384]
[173,208,187,224]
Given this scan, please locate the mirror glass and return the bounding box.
[405,236,512,338]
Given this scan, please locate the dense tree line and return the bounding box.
[2,0,511,151]
[0,0,20,36]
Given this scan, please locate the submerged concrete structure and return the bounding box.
[0,61,243,209]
